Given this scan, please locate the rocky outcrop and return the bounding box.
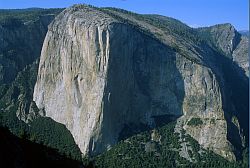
[206,24,241,56]
[32,5,247,160]
[232,36,249,77]
[34,6,185,154]
[195,25,249,157]
[197,24,249,78]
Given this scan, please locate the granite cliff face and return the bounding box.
[197,24,249,77]
[232,36,249,77]
[33,5,248,160]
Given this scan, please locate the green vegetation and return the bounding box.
[0,61,82,161]
[0,58,246,167]
[0,63,37,137]
[91,122,244,168]
[0,6,248,168]
[0,8,63,85]
[0,8,63,23]
[0,126,83,168]
[0,8,83,163]
[0,111,82,161]
[100,7,203,65]
[93,122,182,168]
[103,7,198,41]
[187,118,203,126]
[29,117,82,161]
[210,118,216,124]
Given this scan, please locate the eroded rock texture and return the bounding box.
[33,5,248,160]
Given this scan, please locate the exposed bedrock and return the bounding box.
[33,5,246,160]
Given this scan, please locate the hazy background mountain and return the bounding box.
[239,30,249,37]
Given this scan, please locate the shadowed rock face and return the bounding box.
[33,5,248,160]
[197,24,249,159]
[232,36,249,77]
[197,23,249,78]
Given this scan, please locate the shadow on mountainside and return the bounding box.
[200,41,249,160]
[217,54,248,159]
[0,126,85,168]
[93,24,185,155]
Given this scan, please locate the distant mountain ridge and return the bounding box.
[239,30,249,37]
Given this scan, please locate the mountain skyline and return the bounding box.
[0,0,248,30]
